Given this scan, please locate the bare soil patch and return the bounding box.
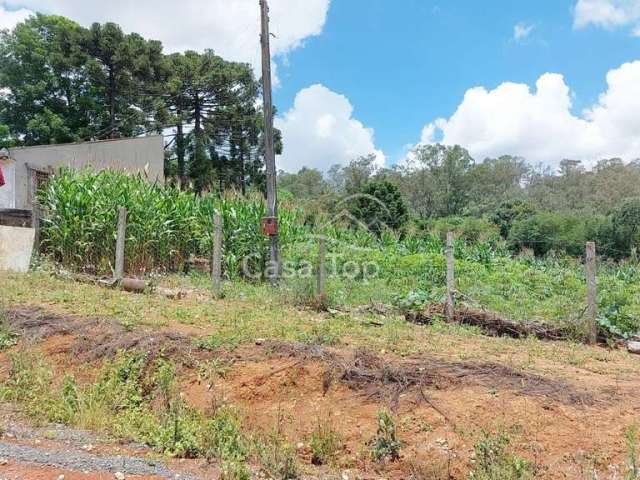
[3,305,640,479]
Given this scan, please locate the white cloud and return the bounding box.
[573,0,640,34]
[513,22,534,42]
[275,84,385,172]
[417,60,640,166]
[0,3,31,30]
[2,0,330,71]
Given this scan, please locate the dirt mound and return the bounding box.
[4,307,600,407]
[266,341,596,407]
[5,306,196,362]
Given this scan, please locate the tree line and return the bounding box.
[279,147,640,259]
[0,14,278,194]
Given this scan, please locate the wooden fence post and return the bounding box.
[317,237,326,300]
[114,207,127,281]
[585,241,598,344]
[445,231,455,323]
[211,212,223,299]
[31,202,41,257]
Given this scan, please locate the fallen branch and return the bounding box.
[407,303,570,341]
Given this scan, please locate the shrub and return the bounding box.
[348,179,409,234]
[508,212,605,257]
[491,200,537,238]
[471,432,532,480]
[426,216,501,245]
[370,410,401,462]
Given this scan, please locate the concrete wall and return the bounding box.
[0,225,35,272]
[7,135,164,209]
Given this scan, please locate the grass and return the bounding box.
[470,432,533,480]
[310,415,341,466]
[0,314,18,351]
[33,171,640,340]
[3,270,640,479]
[3,270,640,377]
[0,348,304,478]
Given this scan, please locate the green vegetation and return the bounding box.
[370,410,401,462]
[0,14,269,194]
[470,433,532,480]
[0,349,307,478]
[310,415,341,466]
[0,310,18,351]
[29,167,640,339]
[38,169,305,275]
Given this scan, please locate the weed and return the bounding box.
[471,432,532,480]
[310,415,340,466]
[256,410,299,479]
[196,358,234,382]
[202,407,248,464]
[370,410,401,462]
[0,349,66,423]
[300,321,340,346]
[0,310,18,351]
[61,374,80,418]
[197,331,245,352]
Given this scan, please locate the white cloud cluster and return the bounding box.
[419,60,640,166]
[1,0,330,70]
[574,0,640,34]
[513,22,534,42]
[0,3,29,30]
[275,84,385,172]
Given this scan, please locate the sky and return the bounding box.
[0,0,639,172]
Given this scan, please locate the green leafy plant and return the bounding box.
[310,415,340,466]
[392,289,441,313]
[471,432,532,480]
[370,410,401,462]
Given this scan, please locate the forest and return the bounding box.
[0,13,275,194]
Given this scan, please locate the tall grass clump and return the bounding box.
[39,169,307,276]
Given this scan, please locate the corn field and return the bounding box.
[38,169,307,276]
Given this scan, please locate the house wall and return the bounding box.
[9,135,164,209]
[0,158,16,208]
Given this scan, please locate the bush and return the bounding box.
[491,200,537,238]
[508,212,605,257]
[422,216,501,245]
[348,179,409,234]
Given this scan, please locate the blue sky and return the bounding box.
[1,0,640,171]
[274,0,640,165]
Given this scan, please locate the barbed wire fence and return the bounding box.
[33,200,637,345]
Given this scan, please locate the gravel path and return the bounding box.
[0,442,202,479]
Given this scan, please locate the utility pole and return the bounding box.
[260,0,279,283]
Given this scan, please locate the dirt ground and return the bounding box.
[2,306,640,479]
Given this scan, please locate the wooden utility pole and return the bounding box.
[585,241,598,344]
[445,232,455,323]
[260,0,279,283]
[114,207,127,281]
[211,212,223,299]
